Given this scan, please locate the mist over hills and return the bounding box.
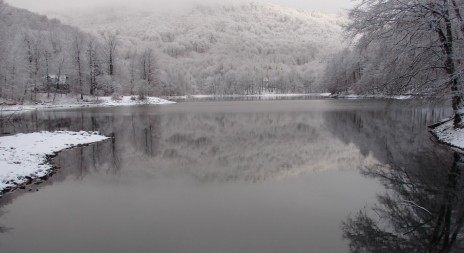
[50,2,347,95]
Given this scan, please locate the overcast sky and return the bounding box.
[5,0,354,14]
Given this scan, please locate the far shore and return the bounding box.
[0,94,175,116]
[0,92,422,117]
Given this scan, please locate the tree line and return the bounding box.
[323,0,464,126]
[55,2,345,96]
[0,1,161,103]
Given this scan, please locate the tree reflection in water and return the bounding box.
[342,151,464,253]
[0,101,455,242]
[320,103,462,252]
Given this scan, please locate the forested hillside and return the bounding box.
[0,1,347,102]
[0,1,92,101]
[51,2,347,95]
[0,0,165,102]
[322,0,464,103]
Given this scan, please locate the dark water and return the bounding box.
[0,99,459,253]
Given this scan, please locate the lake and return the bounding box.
[0,99,456,253]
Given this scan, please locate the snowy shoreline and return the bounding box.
[165,93,332,100]
[329,94,413,100]
[0,95,176,116]
[165,93,418,100]
[430,119,464,150]
[0,131,110,194]
[0,93,417,117]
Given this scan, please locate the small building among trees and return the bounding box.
[43,75,70,93]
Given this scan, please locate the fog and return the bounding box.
[5,0,353,13]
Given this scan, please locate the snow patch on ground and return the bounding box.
[432,120,464,149]
[166,93,332,100]
[330,93,413,100]
[97,96,175,106]
[0,131,109,193]
[0,95,175,116]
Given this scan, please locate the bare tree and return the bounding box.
[45,30,61,98]
[342,152,464,253]
[128,50,138,96]
[347,0,464,127]
[53,57,65,102]
[43,48,51,98]
[23,32,42,102]
[140,48,158,96]
[87,38,100,96]
[73,35,84,99]
[100,31,118,76]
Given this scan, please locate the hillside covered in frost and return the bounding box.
[51,2,347,95]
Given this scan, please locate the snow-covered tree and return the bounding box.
[51,2,348,96]
[100,31,118,77]
[344,0,464,126]
[73,34,85,99]
[140,48,158,96]
[87,38,101,96]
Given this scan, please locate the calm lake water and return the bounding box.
[0,99,456,252]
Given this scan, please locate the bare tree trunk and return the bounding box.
[53,57,64,102]
[434,6,463,127]
[101,31,118,77]
[0,73,4,98]
[74,36,84,100]
[87,40,96,96]
[44,50,50,99]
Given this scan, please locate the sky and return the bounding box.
[5,0,354,14]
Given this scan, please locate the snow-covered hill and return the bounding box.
[50,2,347,94]
[0,2,101,100]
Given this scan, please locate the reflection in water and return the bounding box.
[0,101,451,202]
[1,104,381,184]
[329,104,464,252]
[0,100,456,253]
[324,104,448,166]
[342,152,464,253]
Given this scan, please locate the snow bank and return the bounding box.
[0,95,175,116]
[330,93,413,100]
[166,93,332,100]
[432,120,464,149]
[95,96,175,106]
[0,131,109,193]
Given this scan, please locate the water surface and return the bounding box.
[0,99,453,252]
